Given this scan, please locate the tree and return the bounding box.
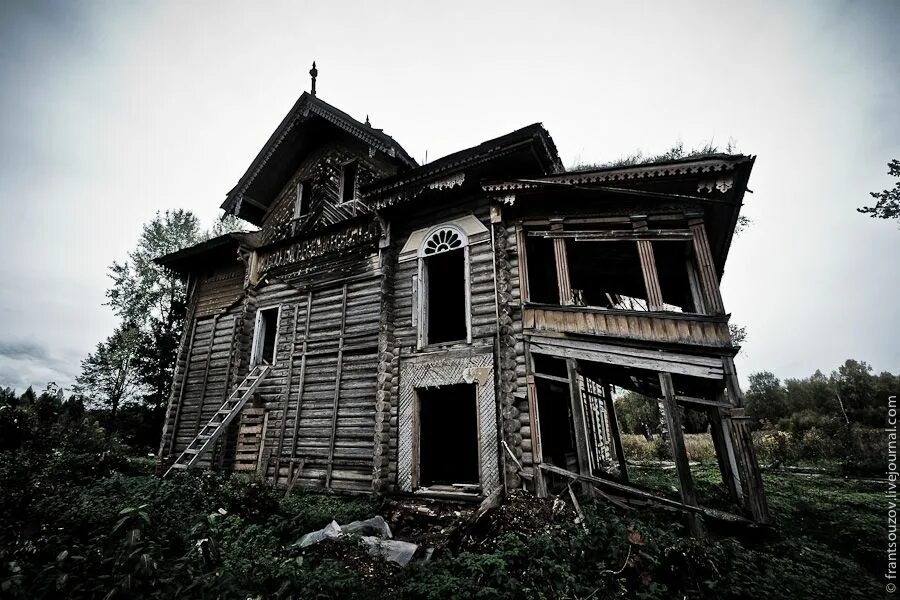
[207,212,251,238]
[745,371,787,424]
[75,325,142,429]
[859,159,900,220]
[106,210,204,415]
[615,391,661,437]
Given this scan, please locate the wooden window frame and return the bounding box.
[415,224,472,349]
[338,160,358,204]
[250,306,281,367]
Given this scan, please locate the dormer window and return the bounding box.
[340,161,358,203]
[293,180,312,219]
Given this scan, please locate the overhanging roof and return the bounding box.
[363,123,562,210]
[221,93,417,224]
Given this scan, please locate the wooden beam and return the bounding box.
[515,224,530,304]
[708,403,743,506]
[194,315,219,439]
[529,229,693,241]
[289,291,313,463]
[325,284,348,489]
[551,221,572,305]
[525,369,548,497]
[168,318,197,455]
[274,303,300,484]
[566,359,593,495]
[659,372,704,537]
[537,463,752,525]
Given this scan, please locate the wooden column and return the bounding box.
[729,409,771,523]
[168,318,197,455]
[636,240,664,311]
[551,222,573,305]
[515,224,530,305]
[274,304,300,485]
[689,219,725,315]
[525,370,548,497]
[325,284,348,488]
[566,359,593,495]
[658,372,704,537]
[194,315,219,438]
[288,291,313,481]
[708,404,743,506]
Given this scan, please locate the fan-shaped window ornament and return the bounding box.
[422,227,464,255]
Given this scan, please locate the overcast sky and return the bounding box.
[0,0,898,392]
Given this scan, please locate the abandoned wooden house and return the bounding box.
[156,64,769,527]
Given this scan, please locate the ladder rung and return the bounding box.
[183,448,199,454]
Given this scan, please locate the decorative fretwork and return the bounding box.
[422,227,463,255]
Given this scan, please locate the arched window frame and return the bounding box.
[415,223,472,348]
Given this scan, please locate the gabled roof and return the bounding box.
[222,93,417,223]
[363,123,562,210]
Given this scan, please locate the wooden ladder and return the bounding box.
[164,364,272,477]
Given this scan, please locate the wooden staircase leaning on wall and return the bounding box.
[164,364,272,477]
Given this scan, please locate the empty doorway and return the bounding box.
[417,384,479,488]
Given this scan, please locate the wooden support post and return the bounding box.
[689,219,725,315]
[168,318,197,455]
[658,372,704,537]
[708,404,743,506]
[274,304,300,485]
[551,222,573,305]
[685,258,706,314]
[526,369,548,497]
[515,224,530,305]
[636,240,664,311]
[325,284,348,489]
[722,357,745,407]
[729,410,771,524]
[602,381,629,483]
[194,315,219,438]
[566,359,593,495]
[289,292,313,464]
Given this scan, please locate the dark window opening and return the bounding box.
[425,248,467,344]
[651,241,699,313]
[524,235,558,304]
[418,384,479,486]
[536,379,577,472]
[341,161,358,203]
[256,308,278,364]
[567,240,652,310]
[294,180,312,218]
[533,353,569,379]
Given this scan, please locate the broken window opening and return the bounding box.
[417,384,479,488]
[651,240,703,313]
[253,307,279,365]
[524,235,558,304]
[523,228,704,313]
[340,161,358,203]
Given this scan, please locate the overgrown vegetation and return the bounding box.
[0,390,886,599]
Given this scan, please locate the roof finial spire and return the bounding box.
[309,61,318,96]
[365,114,371,127]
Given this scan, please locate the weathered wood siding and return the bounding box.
[250,249,382,492]
[522,305,732,348]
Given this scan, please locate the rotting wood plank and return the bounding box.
[603,381,629,482]
[659,372,704,537]
[290,290,313,463]
[193,315,219,438]
[325,284,348,488]
[537,463,752,525]
[274,302,301,483]
[566,359,593,495]
[168,318,197,455]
